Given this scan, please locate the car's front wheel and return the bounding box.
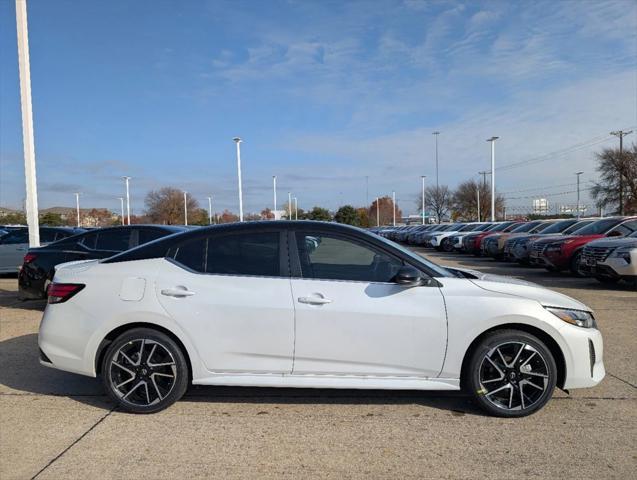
[102,328,189,413]
[466,330,557,417]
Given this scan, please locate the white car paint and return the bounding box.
[39,255,604,393]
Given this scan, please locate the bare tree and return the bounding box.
[145,187,199,225]
[590,145,637,215]
[418,185,451,223]
[452,179,506,221]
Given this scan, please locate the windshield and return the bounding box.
[539,219,577,234]
[571,218,622,235]
[511,221,541,233]
[457,224,477,232]
[562,220,593,234]
[531,222,554,233]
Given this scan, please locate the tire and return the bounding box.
[570,251,583,276]
[441,238,454,253]
[465,330,557,418]
[101,328,189,414]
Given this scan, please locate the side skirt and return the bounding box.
[192,374,460,391]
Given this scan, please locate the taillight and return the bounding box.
[23,253,37,264]
[47,283,85,304]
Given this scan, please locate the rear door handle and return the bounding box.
[161,288,196,297]
[298,296,332,305]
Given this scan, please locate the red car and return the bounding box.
[461,222,521,255]
[530,217,637,275]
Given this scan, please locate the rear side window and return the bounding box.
[207,232,280,276]
[95,230,132,251]
[80,232,98,249]
[173,238,207,272]
[139,228,170,245]
[0,230,28,245]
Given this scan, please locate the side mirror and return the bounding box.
[395,265,423,286]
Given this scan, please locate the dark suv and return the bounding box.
[18,225,186,299]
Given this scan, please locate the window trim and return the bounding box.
[289,229,434,285]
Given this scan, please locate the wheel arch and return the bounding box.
[95,322,193,382]
[459,323,566,390]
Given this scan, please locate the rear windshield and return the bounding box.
[511,221,542,233]
[539,220,577,234]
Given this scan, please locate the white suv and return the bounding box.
[579,231,637,287]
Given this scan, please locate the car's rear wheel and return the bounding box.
[441,238,454,252]
[466,330,557,417]
[102,328,189,413]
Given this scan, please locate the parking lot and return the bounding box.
[1,248,635,480]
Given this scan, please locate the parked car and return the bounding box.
[503,219,594,264]
[0,227,84,274]
[482,221,551,259]
[18,225,186,299]
[460,222,520,254]
[530,217,637,274]
[578,231,637,286]
[40,221,604,417]
[430,223,487,252]
[406,225,436,244]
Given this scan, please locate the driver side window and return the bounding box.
[295,232,402,282]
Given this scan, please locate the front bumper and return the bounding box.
[559,324,605,389]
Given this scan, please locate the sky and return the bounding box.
[1,0,636,216]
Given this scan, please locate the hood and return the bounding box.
[470,278,589,311]
[445,267,589,311]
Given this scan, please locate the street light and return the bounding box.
[486,137,499,221]
[392,191,396,227]
[293,197,298,220]
[288,192,292,219]
[233,137,244,222]
[118,197,124,225]
[272,175,277,218]
[122,176,131,225]
[183,191,188,225]
[207,196,213,225]
[421,176,426,225]
[15,0,40,247]
[575,171,584,219]
[476,186,480,222]
[74,192,80,227]
[432,132,440,191]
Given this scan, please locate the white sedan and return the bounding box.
[39,221,604,416]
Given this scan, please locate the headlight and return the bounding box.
[546,307,596,328]
[609,247,634,263]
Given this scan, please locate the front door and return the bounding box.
[290,231,447,378]
[156,230,294,374]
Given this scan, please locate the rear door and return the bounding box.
[290,230,447,377]
[156,229,295,374]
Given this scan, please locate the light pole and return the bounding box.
[487,137,499,221]
[575,171,584,219]
[74,192,80,227]
[376,197,380,226]
[392,191,396,227]
[272,175,277,218]
[421,176,426,225]
[365,176,369,206]
[476,186,481,222]
[610,130,633,215]
[16,0,40,247]
[293,197,298,220]
[118,197,124,225]
[233,137,244,222]
[207,196,213,225]
[432,132,440,191]
[183,191,188,225]
[288,192,292,219]
[122,176,131,225]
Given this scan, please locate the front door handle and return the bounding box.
[298,296,332,305]
[161,287,196,297]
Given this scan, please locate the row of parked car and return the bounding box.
[371,216,637,287]
[0,224,187,299]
